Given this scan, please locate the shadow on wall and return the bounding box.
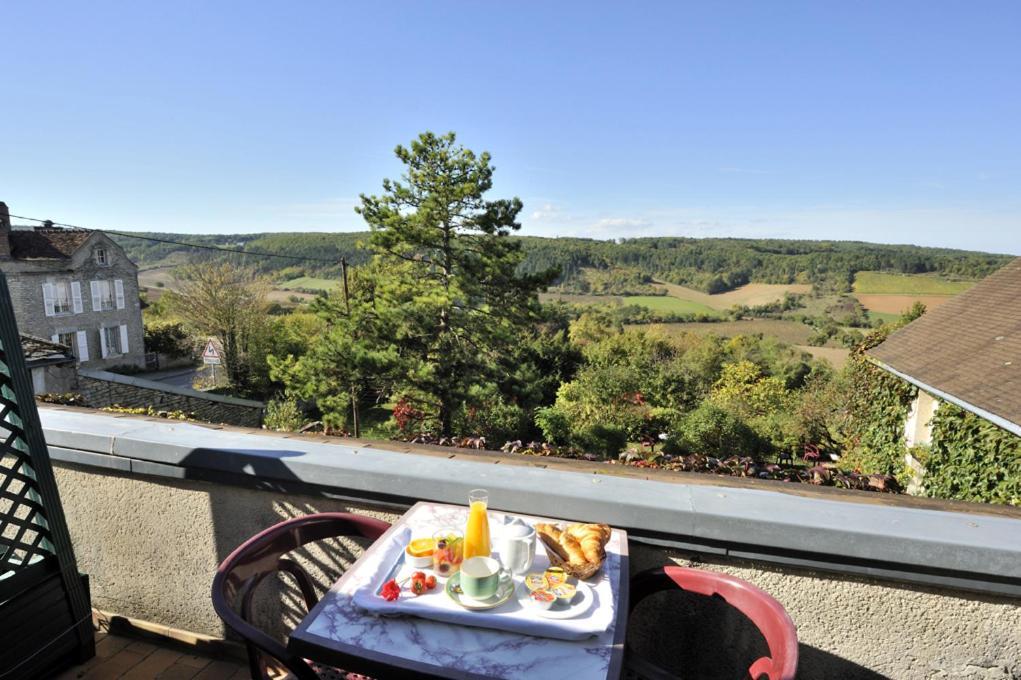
[626,545,891,680]
[179,447,393,643]
[172,445,894,677]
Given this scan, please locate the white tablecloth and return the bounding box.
[348,505,620,641]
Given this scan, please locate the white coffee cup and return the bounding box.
[497,521,535,574]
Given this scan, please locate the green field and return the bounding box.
[644,320,816,345]
[539,292,624,305]
[853,272,975,295]
[276,276,341,292]
[866,310,902,324]
[622,296,722,316]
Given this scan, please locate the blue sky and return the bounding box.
[2,1,1019,253]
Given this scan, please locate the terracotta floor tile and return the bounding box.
[192,659,246,679]
[121,648,181,679]
[156,662,204,680]
[123,639,160,655]
[81,649,149,679]
[175,653,214,669]
[94,634,132,659]
[62,630,245,680]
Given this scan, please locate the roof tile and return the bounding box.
[8,228,92,259]
[868,257,1021,429]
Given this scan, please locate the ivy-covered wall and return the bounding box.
[927,403,1021,505]
[838,311,1021,506]
[839,330,917,476]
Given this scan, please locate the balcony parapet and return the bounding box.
[39,405,1021,598]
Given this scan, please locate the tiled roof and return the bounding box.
[20,334,74,363]
[7,228,93,259]
[868,257,1021,431]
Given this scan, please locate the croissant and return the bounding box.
[535,523,568,561]
[537,522,611,567]
[556,532,584,565]
[565,523,610,564]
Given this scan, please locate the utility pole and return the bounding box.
[341,258,351,315]
[340,258,359,438]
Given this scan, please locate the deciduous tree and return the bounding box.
[166,262,269,390]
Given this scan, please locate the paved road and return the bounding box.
[136,366,203,388]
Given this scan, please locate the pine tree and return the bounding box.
[355,131,555,436]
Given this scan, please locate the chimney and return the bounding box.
[0,202,11,260]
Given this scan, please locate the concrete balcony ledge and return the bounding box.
[39,406,1021,597]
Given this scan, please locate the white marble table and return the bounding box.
[288,501,629,680]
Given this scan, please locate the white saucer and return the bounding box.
[515,580,595,619]
[446,570,515,610]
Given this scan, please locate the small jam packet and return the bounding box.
[544,567,567,587]
[550,582,577,602]
[524,573,548,591]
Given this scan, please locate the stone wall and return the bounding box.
[77,369,263,427]
[53,463,1021,679]
[30,362,78,394]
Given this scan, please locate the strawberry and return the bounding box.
[411,578,427,595]
[425,575,437,590]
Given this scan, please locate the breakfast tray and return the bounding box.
[347,504,622,641]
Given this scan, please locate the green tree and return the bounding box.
[166,263,269,391]
[295,132,555,436]
[269,260,402,432]
[668,402,762,458]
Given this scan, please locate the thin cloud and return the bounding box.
[593,217,652,230]
[529,203,562,222]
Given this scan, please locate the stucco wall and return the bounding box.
[52,463,1021,679]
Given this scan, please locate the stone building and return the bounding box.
[0,201,145,369]
[21,333,78,394]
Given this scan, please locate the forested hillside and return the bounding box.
[115,231,1012,294]
[112,232,367,278]
[517,236,1011,293]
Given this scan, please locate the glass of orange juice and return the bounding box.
[464,489,491,559]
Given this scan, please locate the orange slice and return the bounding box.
[407,537,436,557]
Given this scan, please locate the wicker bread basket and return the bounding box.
[537,527,607,581]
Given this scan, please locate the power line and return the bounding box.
[7,213,345,265]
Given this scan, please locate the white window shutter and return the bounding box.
[99,328,108,358]
[71,281,83,313]
[76,331,89,362]
[90,281,102,311]
[114,280,125,309]
[119,325,129,354]
[42,283,55,316]
[52,334,59,343]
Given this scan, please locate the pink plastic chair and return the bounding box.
[212,513,390,680]
[626,566,799,680]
